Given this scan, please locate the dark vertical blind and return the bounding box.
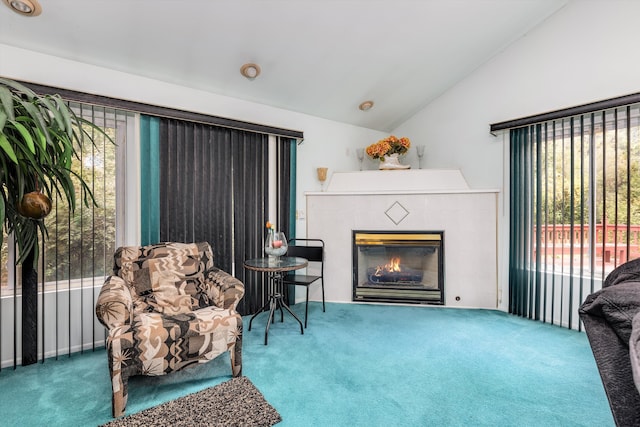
[278,138,295,240]
[0,82,302,368]
[278,138,296,304]
[158,119,294,315]
[231,129,269,315]
[509,104,640,330]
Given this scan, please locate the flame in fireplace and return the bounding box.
[374,257,402,275]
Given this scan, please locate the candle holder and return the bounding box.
[356,148,365,171]
[265,230,288,263]
[317,167,328,191]
[417,146,425,169]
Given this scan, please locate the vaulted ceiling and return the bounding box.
[0,0,568,131]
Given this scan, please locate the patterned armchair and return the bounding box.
[95,242,243,418]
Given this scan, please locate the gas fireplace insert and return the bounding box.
[352,230,444,304]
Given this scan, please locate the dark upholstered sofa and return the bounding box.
[579,258,640,427]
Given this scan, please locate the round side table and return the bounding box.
[244,256,308,345]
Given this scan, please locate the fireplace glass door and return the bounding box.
[353,231,444,304]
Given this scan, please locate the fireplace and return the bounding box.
[352,231,444,304]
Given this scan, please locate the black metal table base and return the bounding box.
[248,272,304,345]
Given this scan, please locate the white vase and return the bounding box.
[379,153,410,170]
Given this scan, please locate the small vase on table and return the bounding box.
[265,230,288,264]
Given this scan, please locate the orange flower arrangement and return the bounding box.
[366,136,411,161]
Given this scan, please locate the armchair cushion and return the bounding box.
[116,243,209,314]
[131,267,153,296]
[132,306,240,375]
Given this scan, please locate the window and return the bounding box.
[0,103,133,368]
[509,104,640,329]
[0,81,301,367]
[0,104,131,295]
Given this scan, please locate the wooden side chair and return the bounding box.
[283,238,325,327]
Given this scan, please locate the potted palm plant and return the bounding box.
[0,77,108,364]
[0,77,103,261]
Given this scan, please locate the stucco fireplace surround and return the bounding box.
[305,169,500,309]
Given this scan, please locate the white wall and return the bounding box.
[0,43,388,239]
[392,0,640,310]
[394,1,640,190]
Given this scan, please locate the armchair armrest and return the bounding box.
[95,275,134,330]
[205,267,245,310]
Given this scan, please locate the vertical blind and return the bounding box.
[277,137,296,241]
[0,83,302,368]
[0,103,130,368]
[156,118,295,315]
[509,104,640,330]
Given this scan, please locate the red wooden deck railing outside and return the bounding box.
[533,224,640,267]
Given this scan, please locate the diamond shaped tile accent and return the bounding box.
[385,201,409,225]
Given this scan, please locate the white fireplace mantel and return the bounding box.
[305,169,500,309]
[324,169,472,193]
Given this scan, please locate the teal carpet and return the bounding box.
[0,303,614,426]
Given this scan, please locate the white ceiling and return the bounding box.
[0,0,568,131]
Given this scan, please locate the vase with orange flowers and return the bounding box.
[366,135,411,170]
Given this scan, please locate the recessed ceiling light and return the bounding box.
[359,100,374,111]
[240,63,261,80]
[3,0,41,16]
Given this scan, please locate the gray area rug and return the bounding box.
[100,376,281,427]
